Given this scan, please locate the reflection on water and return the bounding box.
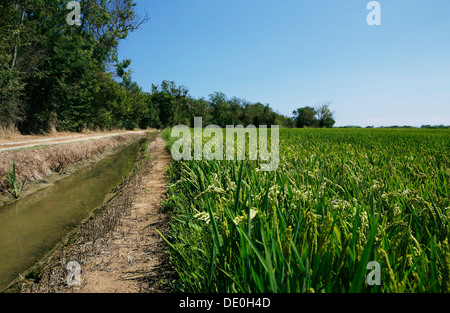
[0,139,144,290]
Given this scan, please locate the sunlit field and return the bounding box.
[161,128,450,293]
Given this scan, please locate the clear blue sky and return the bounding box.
[118,0,450,127]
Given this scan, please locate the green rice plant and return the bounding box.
[4,159,26,199]
[160,128,450,293]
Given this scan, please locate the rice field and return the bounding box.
[160,128,450,293]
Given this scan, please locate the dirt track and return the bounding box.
[70,135,172,293]
[0,131,147,152]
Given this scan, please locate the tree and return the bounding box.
[2,2,298,134]
[151,80,189,127]
[292,102,336,128]
[0,66,25,129]
[315,101,335,128]
[227,97,244,125]
[0,0,152,134]
[209,92,229,127]
[292,106,317,128]
[275,113,296,128]
[188,97,212,126]
[79,0,149,64]
[0,0,31,130]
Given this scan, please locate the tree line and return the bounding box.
[1,0,154,133]
[150,81,296,129]
[1,0,335,134]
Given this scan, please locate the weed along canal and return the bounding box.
[0,136,148,291]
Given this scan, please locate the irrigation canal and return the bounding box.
[0,137,146,291]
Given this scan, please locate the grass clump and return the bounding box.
[4,159,26,199]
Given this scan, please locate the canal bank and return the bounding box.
[0,132,149,207]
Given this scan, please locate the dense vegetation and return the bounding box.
[161,128,450,293]
[0,0,294,134]
[1,0,151,132]
[149,82,295,129]
[292,102,335,128]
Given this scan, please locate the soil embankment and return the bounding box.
[0,131,147,204]
[72,136,172,293]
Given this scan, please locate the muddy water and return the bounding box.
[0,138,145,290]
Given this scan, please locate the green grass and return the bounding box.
[4,159,26,199]
[160,128,450,293]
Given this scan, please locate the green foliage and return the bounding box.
[0,2,294,134]
[293,102,336,128]
[151,80,190,127]
[315,102,335,128]
[293,106,317,128]
[0,0,157,133]
[4,159,26,199]
[162,128,450,293]
[0,66,25,127]
[151,81,293,129]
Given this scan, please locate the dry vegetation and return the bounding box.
[1,127,85,142]
[0,126,22,140]
[0,133,143,195]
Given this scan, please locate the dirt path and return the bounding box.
[0,131,148,152]
[71,135,172,293]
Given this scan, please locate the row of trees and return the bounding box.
[292,101,336,128]
[0,0,153,133]
[151,80,296,129]
[0,1,334,134]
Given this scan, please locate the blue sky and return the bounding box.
[118,0,450,127]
